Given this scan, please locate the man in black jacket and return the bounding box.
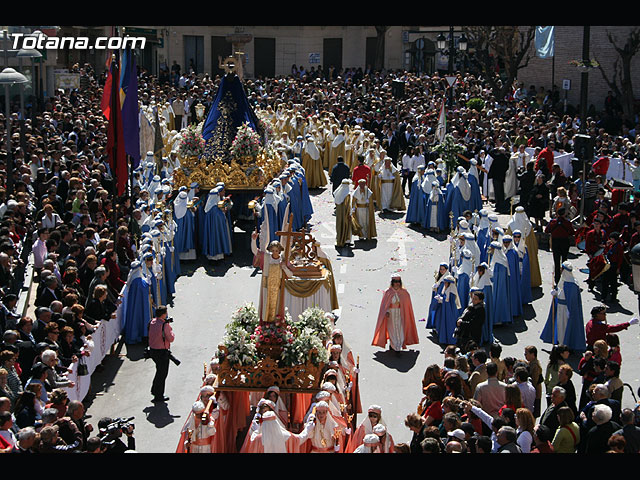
[539,385,569,433]
[456,290,486,352]
[583,404,622,454]
[488,146,510,213]
[35,275,62,309]
[544,207,575,283]
[68,400,93,450]
[329,156,351,193]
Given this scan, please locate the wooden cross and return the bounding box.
[275,212,297,264]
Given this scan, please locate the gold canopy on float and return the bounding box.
[172,150,287,191]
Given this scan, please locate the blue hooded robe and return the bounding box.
[489,243,512,325]
[261,193,280,244]
[476,214,490,265]
[540,266,586,352]
[285,177,304,231]
[406,172,427,225]
[456,251,474,316]
[433,278,461,345]
[427,263,450,329]
[467,168,483,213]
[449,177,472,222]
[503,239,523,318]
[514,235,533,305]
[201,189,233,259]
[473,268,494,345]
[151,232,169,306]
[120,262,152,344]
[200,189,231,257]
[173,192,196,255]
[424,183,448,231]
[296,169,314,225]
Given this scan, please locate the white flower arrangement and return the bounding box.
[220,323,258,366]
[295,306,332,343]
[230,302,259,331]
[220,305,328,367]
[280,326,328,367]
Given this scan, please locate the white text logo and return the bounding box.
[12,34,146,50]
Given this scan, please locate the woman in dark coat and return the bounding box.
[405,412,428,453]
[58,326,82,367]
[528,172,550,231]
[84,285,112,323]
[14,391,40,428]
[517,161,535,214]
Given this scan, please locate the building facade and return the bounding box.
[145,26,407,79]
[3,25,639,118]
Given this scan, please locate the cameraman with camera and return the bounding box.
[147,306,176,403]
[97,416,136,453]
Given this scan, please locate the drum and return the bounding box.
[588,253,610,280]
[575,226,588,251]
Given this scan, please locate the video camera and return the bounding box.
[453,322,468,339]
[99,416,135,437]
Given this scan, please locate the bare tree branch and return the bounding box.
[596,27,640,118]
[461,26,535,99]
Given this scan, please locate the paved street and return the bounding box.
[83,177,640,453]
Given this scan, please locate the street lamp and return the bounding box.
[28,30,47,114]
[0,67,28,195]
[16,48,42,154]
[436,27,467,107]
[458,34,468,54]
[195,101,205,122]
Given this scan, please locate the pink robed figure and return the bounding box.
[371,276,419,351]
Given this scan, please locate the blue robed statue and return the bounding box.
[200,71,264,163]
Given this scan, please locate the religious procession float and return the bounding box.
[176,224,356,453]
[174,57,358,453]
[171,58,286,220]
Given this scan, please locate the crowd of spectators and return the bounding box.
[400,340,640,454]
[0,62,137,452]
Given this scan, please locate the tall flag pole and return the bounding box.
[120,48,141,169]
[435,99,446,144]
[153,106,164,174]
[105,52,128,197]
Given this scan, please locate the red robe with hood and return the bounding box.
[371,287,419,349]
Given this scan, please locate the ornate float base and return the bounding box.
[215,346,325,393]
[173,152,286,191]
